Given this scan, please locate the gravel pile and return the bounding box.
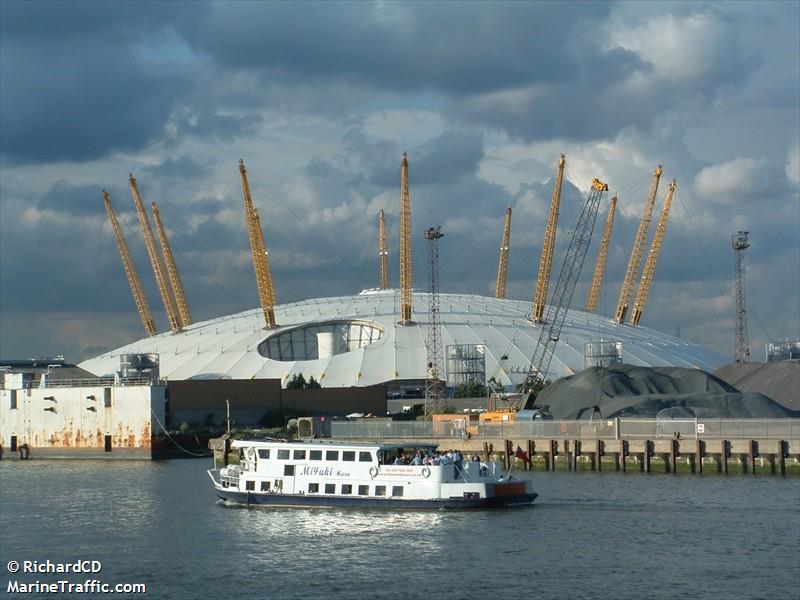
[537,364,796,419]
[714,361,800,412]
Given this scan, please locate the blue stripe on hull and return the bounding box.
[215,489,537,509]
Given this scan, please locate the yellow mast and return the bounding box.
[379,209,389,289]
[495,206,512,299]
[613,165,663,324]
[102,191,157,336]
[238,160,277,329]
[629,180,676,326]
[531,154,566,322]
[251,207,278,327]
[399,152,413,324]
[129,175,182,333]
[585,195,618,313]
[151,200,192,327]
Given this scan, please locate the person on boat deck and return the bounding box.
[393,455,405,465]
[453,450,464,475]
[411,452,423,466]
[471,453,480,462]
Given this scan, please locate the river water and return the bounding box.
[1,460,798,600]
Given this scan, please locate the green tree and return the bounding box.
[454,380,487,398]
[306,375,322,389]
[286,373,307,389]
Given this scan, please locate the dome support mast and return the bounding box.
[399,152,413,324]
[586,195,618,313]
[379,209,389,289]
[495,206,512,299]
[630,180,676,326]
[531,154,566,323]
[151,200,192,327]
[614,165,662,324]
[129,174,182,333]
[238,160,277,330]
[102,191,157,337]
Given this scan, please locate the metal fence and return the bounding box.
[331,418,800,441]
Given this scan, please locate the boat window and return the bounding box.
[374,486,386,496]
[341,484,352,495]
[310,450,322,461]
[358,485,369,496]
[277,449,290,460]
[284,465,295,476]
[308,483,319,493]
[325,483,336,494]
[326,450,339,460]
[342,451,356,462]
[257,449,270,460]
[358,451,372,462]
[260,481,271,492]
[392,486,403,497]
[293,450,306,460]
[245,480,255,491]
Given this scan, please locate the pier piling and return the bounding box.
[779,440,787,476]
[595,440,603,472]
[749,440,758,475]
[721,440,728,474]
[527,440,534,471]
[695,439,704,474]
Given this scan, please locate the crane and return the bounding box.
[379,209,389,289]
[531,154,566,322]
[613,165,663,324]
[129,175,182,333]
[495,206,512,299]
[102,191,157,337]
[585,195,618,313]
[238,160,277,329]
[518,178,609,418]
[399,152,413,325]
[151,200,192,327]
[424,226,445,415]
[629,180,676,325]
[732,231,751,362]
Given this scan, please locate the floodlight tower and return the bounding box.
[424,226,445,415]
[732,231,751,363]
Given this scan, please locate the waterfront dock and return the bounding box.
[242,417,800,476]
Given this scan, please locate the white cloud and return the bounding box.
[610,12,733,82]
[693,158,765,201]
[787,142,800,185]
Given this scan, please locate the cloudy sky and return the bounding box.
[1,1,798,363]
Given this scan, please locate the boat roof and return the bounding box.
[230,438,438,451]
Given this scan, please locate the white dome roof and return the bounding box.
[79,290,729,387]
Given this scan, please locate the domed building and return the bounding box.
[79,289,728,391]
[84,156,730,395]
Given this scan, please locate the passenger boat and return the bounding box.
[208,439,537,509]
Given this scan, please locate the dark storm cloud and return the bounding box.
[0,1,206,164]
[179,2,620,95]
[36,180,121,216]
[412,132,484,186]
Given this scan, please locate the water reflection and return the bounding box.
[2,461,798,600]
